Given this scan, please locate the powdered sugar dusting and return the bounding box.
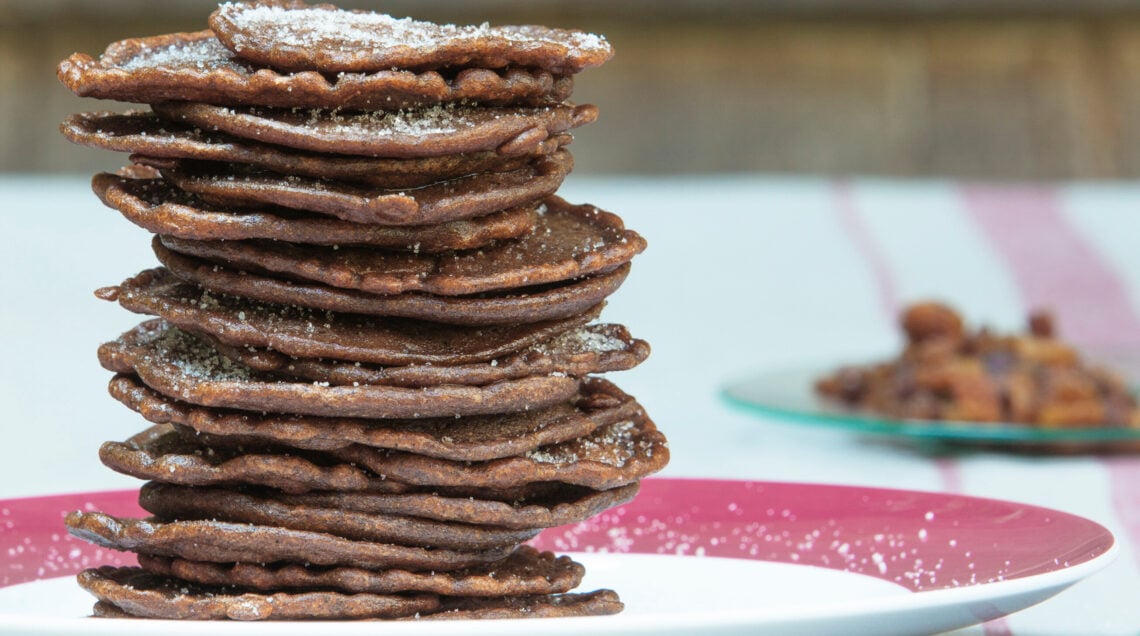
[119,37,243,73]
[532,326,628,356]
[1,492,142,588]
[217,3,609,57]
[526,420,637,467]
[294,103,469,137]
[227,5,452,52]
[5,481,1113,602]
[129,322,253,382]
[527,479,1111,594]
[534,499,961,590]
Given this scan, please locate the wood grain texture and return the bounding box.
[6,9,1140,178]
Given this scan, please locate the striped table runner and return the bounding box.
[837,180,1140,635]
[563,176,1140,635]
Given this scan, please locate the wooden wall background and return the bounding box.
[4,1,1140,178]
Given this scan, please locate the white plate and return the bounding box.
[0,480,1118,634]
[0,551,1117,636]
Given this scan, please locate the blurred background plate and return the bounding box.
[723,365,1140,450]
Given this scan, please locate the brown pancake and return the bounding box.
[57,30,572,109]
[240,483,639,530]
[91,602,137,619]
[93,590,624,620]
[331,406,668,490]
[158,242,630,325]
[100,424,633,502]
[93,172,538,250]
[137,483,539,550]
[425,589,624,620]
[282,485,642,531]
[66,112,569,189]
[152,149,572,225]
[78,567,438,620]
[98,424,406,494]
[153,101,597,158]
[111,373,643,461]
[210,2,613,75]
[137,545,583,596]
[99,322,582,419]
[101,269,602,365]
[198,325,648,388]
[158,196,646,296]
[66,511,511,571]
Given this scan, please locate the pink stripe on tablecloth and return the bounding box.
[833,181,898,318]
[983,621,1015,636]
[934,458,962,493]
[1105,458,1140,569]
[959,186,1140,348]
[835,182,1010,634]
[961,184,1140,572]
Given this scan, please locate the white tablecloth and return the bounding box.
[1,174,1138,634]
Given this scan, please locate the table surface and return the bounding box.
[2,174,1139,635]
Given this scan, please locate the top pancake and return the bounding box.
[210,1,613,75]
[57,31,572,110]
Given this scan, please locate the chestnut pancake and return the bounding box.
[210,1,613,75]
[85,568,620,620]
[194,325,647,388]
[58,30,572,109]
[425,589,623,620]
[156,242,630,325]
[93,172,538,249]
[97,424,408,494]
[137,483,540,551]
[98,322,581,419]
[266,482,640,530]
[66,511,511,570]
[330,407,668,490]
[136,545,584,596]
[151,150,572,225]
[66,112,569,188]
[153,101,596,159]
[157,196,646,296]
[101,270,602,365]
[78,567,437,620]
[110,373,644,462]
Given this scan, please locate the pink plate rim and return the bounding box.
[0,477,1114,594]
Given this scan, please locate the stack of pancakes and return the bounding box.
[57,1,667,621]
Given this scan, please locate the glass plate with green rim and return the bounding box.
[722,365,1140,451]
